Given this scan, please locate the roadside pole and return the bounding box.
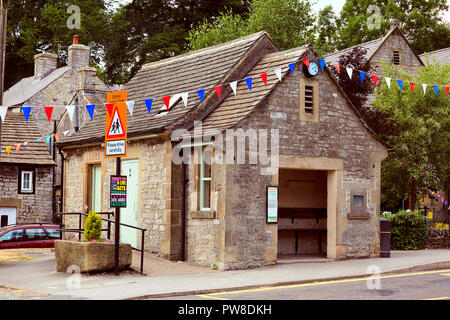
[105,90,128,276]
[114,157,121,276]
[0,0,9,159]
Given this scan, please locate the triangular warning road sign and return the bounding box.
[107,107,126,139]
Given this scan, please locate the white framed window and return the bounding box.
[199,147,211,211]
[20,170,34,194]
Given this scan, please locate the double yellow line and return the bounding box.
[196,268,450,300]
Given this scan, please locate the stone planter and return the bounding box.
[55,240,132,273]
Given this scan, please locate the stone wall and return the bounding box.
[426,228,450,249]
[62,138,171,255]
[0,165,53,223]
[187,51,387,269]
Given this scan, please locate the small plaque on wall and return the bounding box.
[266,186,279,223]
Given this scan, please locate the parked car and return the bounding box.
[0,224,60,249]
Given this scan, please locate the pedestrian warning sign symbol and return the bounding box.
[107,108,125,139]
[105,90,127,158]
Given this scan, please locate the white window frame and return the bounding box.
[20,170,34,194]
[199,147,211,211]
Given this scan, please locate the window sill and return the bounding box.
[347,210,370,220]
[191,211,216,219]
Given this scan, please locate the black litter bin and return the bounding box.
[380,218,391,258]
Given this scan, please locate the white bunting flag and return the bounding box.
[66,105,75,122]
[274,68,282,81]
[0,106,7,123]
[126,101,134,116]
[385,77,391,89]
[63,129,71,136]
[24,141,28,146]
[422,84,427,95]
[180,92,189,107]
[346,67,353,79]
[229,81,237,95]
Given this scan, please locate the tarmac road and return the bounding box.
[154,268,450,300]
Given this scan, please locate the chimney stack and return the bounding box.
[34,52,58,79]
[67,35,90,70]
[390,18,400,30]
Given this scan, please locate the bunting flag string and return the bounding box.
[1,55,448,155]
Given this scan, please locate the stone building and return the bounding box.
[59,30,389,270]
[0,112,54,226]
[325,19,424,73]
[1,36,110,222]
[3,36,110,136]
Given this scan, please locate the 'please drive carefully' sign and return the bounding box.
[110,175,127,207]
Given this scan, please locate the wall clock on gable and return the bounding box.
[303,61,319,78]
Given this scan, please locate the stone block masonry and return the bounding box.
[0,165,53,223]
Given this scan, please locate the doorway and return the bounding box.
[0,208,16,227]
[90,164,102,213]
[120,160,139,248]
[277,169,327,258]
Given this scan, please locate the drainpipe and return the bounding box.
[52,121,56,223]
[58,146,65,234]
[74,96,79,132]
[181,157,186,261]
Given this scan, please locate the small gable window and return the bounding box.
[304,85,314,114]
[393,50,400,65]
[299,78,319,122]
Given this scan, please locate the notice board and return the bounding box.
[110,175,127,207]
[266,186,279,223]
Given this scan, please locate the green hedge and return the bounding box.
[384,210,430,250]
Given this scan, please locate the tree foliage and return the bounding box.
[338,0,450,53]
[5,0,112,89]
[373,59,450,208]
[102,0,250,84]
[313,5,339,56]
[186,0,315,52]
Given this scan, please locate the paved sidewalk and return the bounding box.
[1,249,450,300]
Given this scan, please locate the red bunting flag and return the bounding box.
[214,85,222,99]
[372,74,378,86]
[302,57,310,69]
[54,133,61,143]
[44,106,54,123]
[162,96,171,110]
[409,82,415,94]
[14,144,20,153]
[334,64,340,74]
[446,86,449,96]
[105,103,114,117]
[260,72,267,86]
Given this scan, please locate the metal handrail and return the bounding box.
[57,212,146,274]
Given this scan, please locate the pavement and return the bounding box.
[1,248,450,300]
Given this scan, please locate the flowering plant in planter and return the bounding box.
[84,211,102,242]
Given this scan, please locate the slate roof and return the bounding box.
[0,112,55,166]
[190,47,308,137]
[325,38,383,66]
[325,27,423,67]
[3,67,71,108]
[419,47,450,65]
[60,31,270,145]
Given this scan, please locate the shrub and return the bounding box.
[84,211,102,241]
[386,209,430,250]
